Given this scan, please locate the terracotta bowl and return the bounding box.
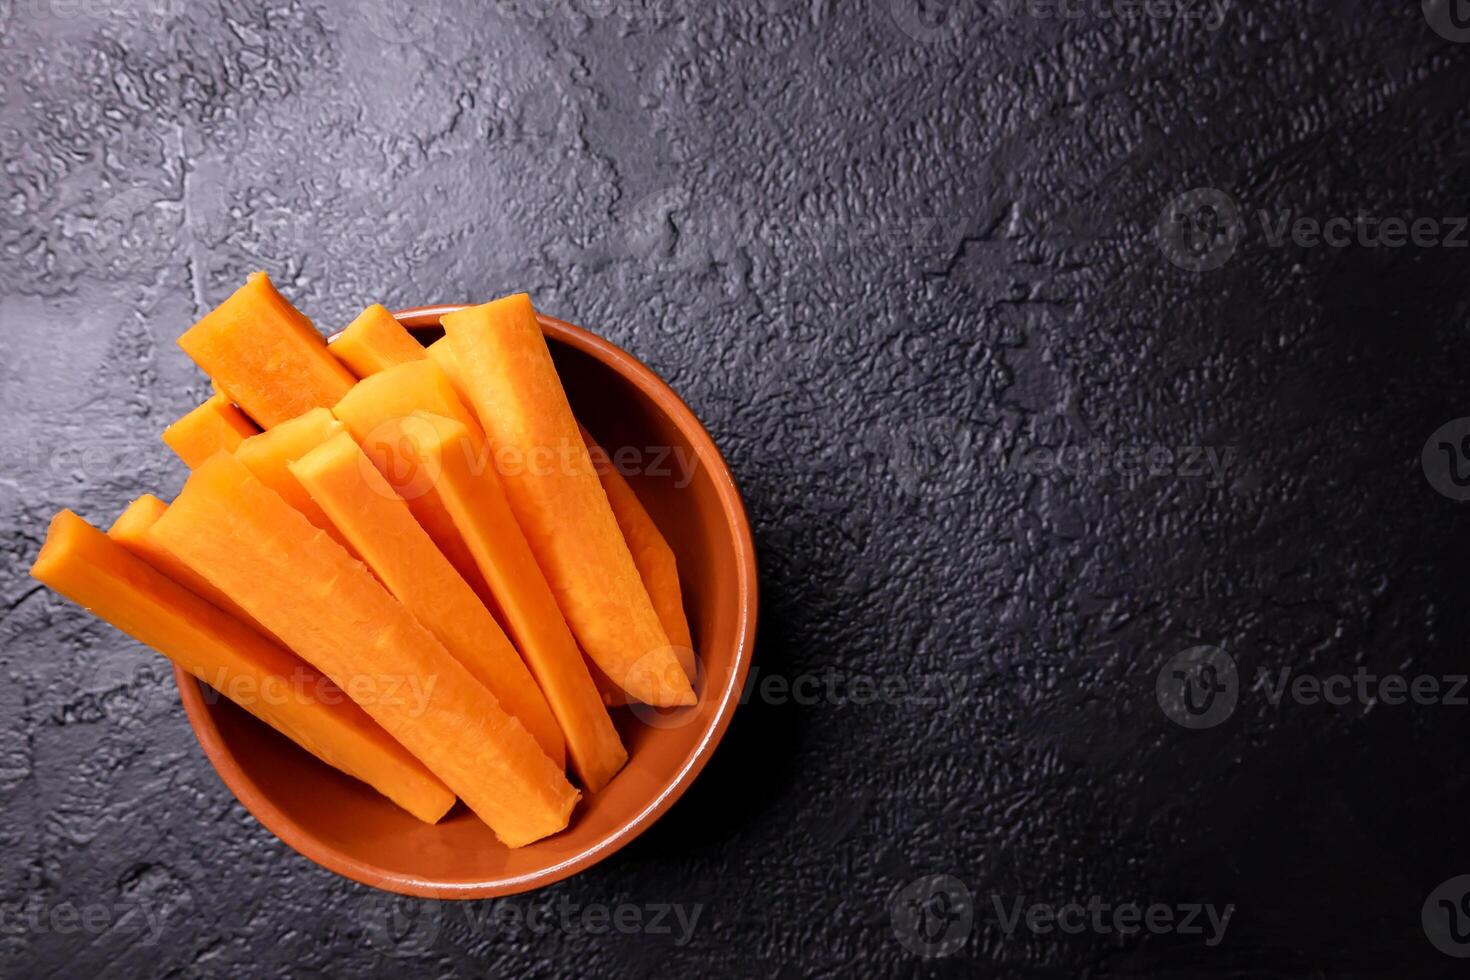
[174,306,758,898]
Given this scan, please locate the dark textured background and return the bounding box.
[4,1,1470,976]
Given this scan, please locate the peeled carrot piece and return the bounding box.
[177,272,355,428]
[162,392,259,468]
[149,453,579,846]
[335,359,480,438]
[331,361,493,606]
[289,431,566,768]
[329,304,427,378]
[581,426,695,680]
[426,338,471,405]
[233,408,356,555]
[435,340,692,692]
[384,412,626,790]
[32,510,454,823]
[442,296,694,707]
[109,494,277,641]
[577,428,694,707]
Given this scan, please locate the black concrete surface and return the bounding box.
[4,1,1470,977]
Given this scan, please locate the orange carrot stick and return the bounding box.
[426,337,471,406]
[178,272,355,428]
[148,453,579,846]
[329,304,427,378]
[162,392,259,468]
[386,412,627,791]
[331,360,494,607]
[233,408,356,555]
[289,430,566,768]
[32,510,454,823]
[581,426,695,680]
[441,296,694,706]
[431,341,693,691]
[109,494,276,641]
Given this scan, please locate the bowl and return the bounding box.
[174,305,758,898]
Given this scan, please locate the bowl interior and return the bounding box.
[179,313,754,896]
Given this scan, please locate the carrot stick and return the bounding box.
[148,453,579,846]
[178,272,355,428]
[329,304,427,378]
[331,360,494,609]
[426,337,471,406]
[581,426,695,680]
[233,408,357,556]
[386,412,627,791]
[162,392,259,468]
[431,341,693,693]
[109,494,276,641]
[32,509,455,824]
[289,430,566,769]
[334,361,627,778]
[441,296,694,707]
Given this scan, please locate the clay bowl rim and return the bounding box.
[173,305,759,899]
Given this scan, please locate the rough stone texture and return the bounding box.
[4,1,1470,976]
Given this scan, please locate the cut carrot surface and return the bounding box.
[162,392,259,468]
[233,408,356,555]
[149,453,579,846]
[329,304,427,378]
[442,296,694,707]
[177,272,355,428]
[332,360,493,606]
[289,430,566,769]
[582,426,695,682]
[109,494,276,640]
[392,412,627,792]
[32,510,455,824]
